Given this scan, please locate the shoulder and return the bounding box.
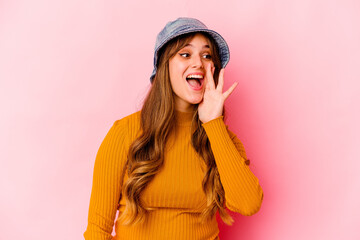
[111,111,142,142]
[113,111,141,128]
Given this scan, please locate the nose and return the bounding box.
[191,55,204,69]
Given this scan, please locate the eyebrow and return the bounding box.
[184,43,210,49]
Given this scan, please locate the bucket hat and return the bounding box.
[150,17,230,82]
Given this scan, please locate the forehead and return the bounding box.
[183,33,211,48]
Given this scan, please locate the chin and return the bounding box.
[187,93,204,103]
[188,98,203,105]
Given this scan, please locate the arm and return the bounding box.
[202,116,264,216]
[84,120,128,239]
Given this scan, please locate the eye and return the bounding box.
[203,54,212,59]
[179,53,190,58]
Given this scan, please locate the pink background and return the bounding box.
[1,1,359,239]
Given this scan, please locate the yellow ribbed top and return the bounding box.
[84,110,263,240]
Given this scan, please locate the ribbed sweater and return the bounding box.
[84,110,263,240]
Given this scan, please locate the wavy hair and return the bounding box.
[118,32,234,226]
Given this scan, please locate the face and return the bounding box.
[169,33,215,112]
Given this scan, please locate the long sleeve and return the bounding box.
[202,116,264,216]
[84,120,128,240]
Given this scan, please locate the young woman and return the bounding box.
[84,17,264,240]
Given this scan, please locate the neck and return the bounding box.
[174,109,195,127]
[174,97,195,113]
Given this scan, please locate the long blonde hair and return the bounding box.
[118,32,234,226]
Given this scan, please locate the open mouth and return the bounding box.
[186,74,204,90]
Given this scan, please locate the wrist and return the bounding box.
[201,115,224,125]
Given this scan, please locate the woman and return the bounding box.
[84,17,264,240]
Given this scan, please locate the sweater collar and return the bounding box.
[175,109,195,127]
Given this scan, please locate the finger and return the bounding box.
[216,68,225,92]
[205,63,215,90]
[223,82,238,100]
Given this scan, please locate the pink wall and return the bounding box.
[1,0,359,239]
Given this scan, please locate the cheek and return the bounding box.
[204,61,214,72]
[169,61,185,78]
[169,67,183,94]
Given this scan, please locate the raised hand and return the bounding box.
[198,64,238,123]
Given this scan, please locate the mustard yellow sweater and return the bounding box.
[84,110,263,240]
